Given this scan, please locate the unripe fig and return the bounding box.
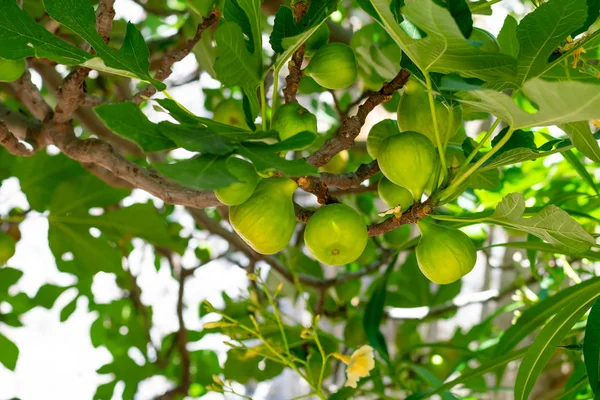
[213,99,249,130]
[305,23,330,56]
[304,203,368,265]
[304,43,358,90]
[377,132,436,200]
[272,103,317,142]
[230,178,297,255]
[397,80,462,147]
[320,150,348,174]
[0,58,25,82]
[383,224,411,248]
[214,158,260,206]
[416,220,477,285]
[469,28,500,53]
[378,177,413,210]
[356,238,377,265]
[367,119,400,159]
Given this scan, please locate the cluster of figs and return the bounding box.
[214,42,478,284]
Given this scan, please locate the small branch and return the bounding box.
[320,160,380,189]
[306,69,411,167]
[127,269,159,357]
[295,176,336,205]
[9,68,52,122]
[133,11,220,103]
[95,0,116,44]
[282,1,309,103]
[0,122,35,157]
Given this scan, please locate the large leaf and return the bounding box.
[458,79,600,130]
[214,22,261,92]
[95,102,175,152]
[489,193,595,253]
[369,0,517,82]
[515,289,599,400]
[584,298,600,397]
[237,143,318,176]
[44,0,164,88]
[0,333,19,371]
[153,155,239,190]
[497,15,519,59]
[560,122,600,163]
[0,0,91,63]
[514,0,587,85]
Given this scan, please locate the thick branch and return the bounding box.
[320,160,380,189]
[48,122,221,208]
[133,11,220,103]
[0,122,35,157]
[9,68,52,122]
[306,69,411,167]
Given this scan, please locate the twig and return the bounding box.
[9,68,52,121]
[320,160,380,189]
[282,1,309,103]
[133,11,220,103]
[0,122,35,157]
[306,69,411,167]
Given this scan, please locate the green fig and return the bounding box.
[378,177,413,210]
[319,150,348,174]
[213,99,249,130]
[304,43,358,90]
[304,203,368,265]
[305,23,330,56]
[230,178,297,255]
[367,119,400,159]
[416,220,477,285]
[397,80,462,147]
[0,233,16,265]
[383,224,411,248]
[272,103,318,142]
[377,132,436,200]
[0,58,25,83]
[356,238,377,265]
[469,28,500,53]
[214,158,261,206]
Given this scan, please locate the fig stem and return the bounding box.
[424,73,447,188]
[260,82,267,130]
[462,117,501,168]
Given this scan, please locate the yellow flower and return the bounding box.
[332,345,375,388]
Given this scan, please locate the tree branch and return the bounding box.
[133,10,220,104]
[0,122,35,157]
[9,68,52,122]
[306,69,411,167]
[282,1,309,104]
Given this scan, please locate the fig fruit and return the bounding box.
[356,238,377,265]
[304,43,358,90]
[213,99,249,130]
[367,119,400,159]
[214,158,261,205]
[397,80,462,147]
[320,150,349,174]
[383,224,411,248]
[0,58,25,82]
[230,178,297,255]
[469,28,500,53]
[272,103,318,142]
[378,177,413,210]
[416,220,477,285]
[377,132,436,200]
[0,233,16,265]
[304,203,368,265]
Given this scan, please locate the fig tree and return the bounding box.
[367,119,400,159]
[397,80,462,146]
[416,220,477,285]
[214,158,261,206]
[377,132,436,200]
[229,178,297,255]
[0,58,25,82]
[304,43,358,90]
[272,103,317,142]
[378,177,413,210]
[304,203,368,265]
[213,99,249,130]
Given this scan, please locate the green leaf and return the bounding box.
[408,365,459,400]
[497,15,519,60]
[458,79,600,130]
[584,298,600,397]
[0,267,23,295]
[153,155,239,190]
[157,121,238,155]
[560,122,600,163]
[214,22,261,89]
[363,254,399,363]
[33,284,70,309]
[489,193,595,253]
[433,0,473,39]
[496,277,600,356]
[573,0,600,36]
[515,289,599,400]
[237,143,318,176]
[60,296,78,322]
[514,0,587,85]
[485,241,600,262]
[44,0,164,88]
[0,0,91,63]
[95,102,175,152]
[0,333,19,371]
[369,0,517,82]
[561,149,600,195]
